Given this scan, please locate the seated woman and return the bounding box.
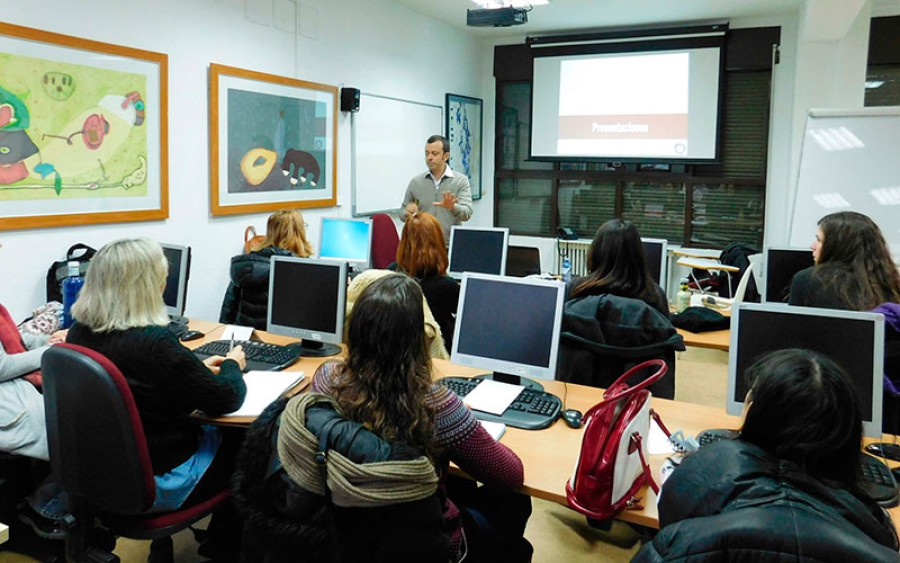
[395,212,460,348]
[560,219,682,398]
[235,274,531,563]
[220,209,314,330]
[633,348,899,563]
[67,238,247,558]
[789,210,900,310]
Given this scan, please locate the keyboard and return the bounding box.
[167,321,190,339]
[193,340,302,372]
[440,376,562,431]
[698,428,900,508]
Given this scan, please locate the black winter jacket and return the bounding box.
[558,293,684,399]
[632,439,900,563]
[219,247,294,330]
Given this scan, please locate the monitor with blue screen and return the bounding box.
[727,302,885,438]
[448,226,509,278]
[318,217,373,270]
[451,273,566,390]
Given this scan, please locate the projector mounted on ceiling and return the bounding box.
[467,7,528,27]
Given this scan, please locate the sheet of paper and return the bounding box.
[220,325,254,342]
[479,420,507,441]
[462,379,524,415]
[220,370,305,417]
[647,416,676,455]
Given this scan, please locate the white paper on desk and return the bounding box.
[462,379,524,415]
[647,416,676,455]
[479,420,507,441]
[220,370,305,417]
[220,325,254,343]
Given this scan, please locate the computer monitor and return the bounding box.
[318,217,373,271]
[451,273,566,390]
[267,256,347,357]
[641,238,668,290]
[505,245,541,278]
[448,226,510,278]
[727,302,885,438]
[762,246,815,303]
[160,243,191,324]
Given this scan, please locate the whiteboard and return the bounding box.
[351,93,443,216]
[789,107,900,263]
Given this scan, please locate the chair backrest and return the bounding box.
[506,245,541,277]
[370,213,400,269]
[42,343,155,514]
[731,253,762,303]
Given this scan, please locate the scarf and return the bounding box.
[0,304,42,387]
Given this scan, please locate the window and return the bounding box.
[492,28,776,249]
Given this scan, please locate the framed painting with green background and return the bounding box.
[0,22,168,230]
[446,93,483,200]
[209,63,337,216]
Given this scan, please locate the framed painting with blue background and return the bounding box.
[445,93,483,200]
[209,63,337,216]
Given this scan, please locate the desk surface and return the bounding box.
[186,319,898,533]
[676,327,730,351]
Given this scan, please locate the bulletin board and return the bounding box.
[351,93,443,216]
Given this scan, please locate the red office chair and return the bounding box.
[370,213,400,269]
[42,344,230,563]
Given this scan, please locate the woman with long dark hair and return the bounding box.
[633,349,899,562]
[790,211,900,310]
[569,218,668,314]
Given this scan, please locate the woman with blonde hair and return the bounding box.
[220,209,314,329]
[68,238,247,559]
[396,212,460,347]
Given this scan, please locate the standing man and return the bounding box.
[402,135,473,245]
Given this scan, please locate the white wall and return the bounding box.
[0,0,491,321]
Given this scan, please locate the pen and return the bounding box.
[230,334,235,352]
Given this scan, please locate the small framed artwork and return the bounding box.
[209,63,338,216]
[0,22,168,231]
[446,93,483,200]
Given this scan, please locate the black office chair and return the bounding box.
[557,294,685,399]
[42,343,230,563]
[505,245,541,277]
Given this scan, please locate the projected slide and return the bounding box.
[557,53,689,157]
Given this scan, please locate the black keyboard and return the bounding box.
[193,340,302,372]
[698,428,900,508]
[167,321,190,339]
[440,376,561,431]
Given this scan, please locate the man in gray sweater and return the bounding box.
[401,135,473,245]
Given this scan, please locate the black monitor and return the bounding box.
[762,247,815,303]
[160,243,191,324]
[641,238,668,289]
[451,273,566,390]
[505,246,541,277]
[267,256,347,357]
[727,303,885,438]
[448,226,509,278]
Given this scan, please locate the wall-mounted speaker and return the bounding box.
[340,87,360,113]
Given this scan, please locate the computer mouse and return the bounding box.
[561,409,583,429]
[180,330,205,342]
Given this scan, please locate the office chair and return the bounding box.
[558,294,686,400]
[506,245,542,277]
[42,344,230,563]
[370,213,400,269]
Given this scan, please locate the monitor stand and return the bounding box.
[296,339,341,357]
[169,315,188,326]
[473,372,545,392]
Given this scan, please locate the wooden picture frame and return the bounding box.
[0,22,168,231]
[209,63,337,216]
[446,93,483,200]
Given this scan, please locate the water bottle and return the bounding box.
[62,261,84,328]
[675,278,691,314]
[562,257,572,284]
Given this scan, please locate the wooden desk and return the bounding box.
[676,327,730,351]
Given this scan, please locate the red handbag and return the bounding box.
[565,359,666,520]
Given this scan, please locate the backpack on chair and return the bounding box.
[566,359,667,520]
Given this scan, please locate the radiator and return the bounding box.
[556,240,592,277]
